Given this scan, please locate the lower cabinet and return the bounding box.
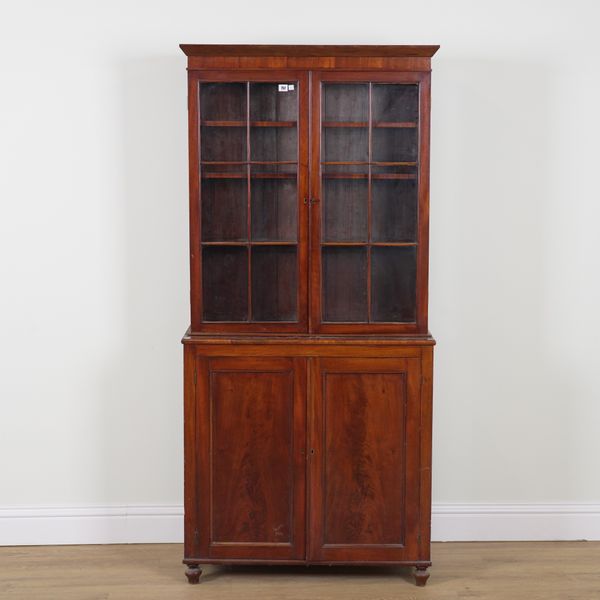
[183,340,434,585]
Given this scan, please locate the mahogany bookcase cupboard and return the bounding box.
[180,44,438,587]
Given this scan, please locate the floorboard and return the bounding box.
[0,542,599,599]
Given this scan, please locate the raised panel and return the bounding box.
[309,357,422,562]
[211,370,293,543]
[323,372,406,545]
[197,357,306,560]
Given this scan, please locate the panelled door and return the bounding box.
[194,356,307,560]
[309,71,431,335]
[189,71,309,333]
[308,357,422,562]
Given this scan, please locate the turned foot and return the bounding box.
[185,565,202,584]
[414,565,430,586]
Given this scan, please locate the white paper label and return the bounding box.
[278,84,288,92]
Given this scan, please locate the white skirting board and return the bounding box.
[1,504,599,546]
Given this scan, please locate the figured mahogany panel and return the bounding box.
[196,356,306,560]
[323,372,406,544]
[308,357,422,562]
[211,370,292,543]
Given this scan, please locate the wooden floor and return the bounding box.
[0,542,599,599]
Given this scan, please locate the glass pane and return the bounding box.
[322,247,367,322]
[322,179,367,242]
[323,128,368,163]
[250,83,297,122]
[202,246,248,321]
[371,179,417,243]
[371,246,416,322]
[251,126,297,162]
[323,84,368,122]
[372,127,418,163]
[200,82,246,121]
[372,84,418,123]
[251,178,297,242]
[201,177,247,242]
[201,126,246,162]
[252,246,297,321]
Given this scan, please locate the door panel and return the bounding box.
[196,356,306,559]
[189,70,309,333]
[308,357,421,562]
[309,71,430,335]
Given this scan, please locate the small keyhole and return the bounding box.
[310,448,315,456]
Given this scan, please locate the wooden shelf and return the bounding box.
[203,241,416,247]
[321,242,418,247]
[251,121,296,128]
[201,173,297,179]
[201,173,246,179]
[322,121,368,128]
[373,173,417,180]
[202,241,298,246]
[322,173,417,180]
[321,161,417,166]
[201,120,296,127]
[201,161,297,166]
[373,121,417,128]
[322,121,417,128]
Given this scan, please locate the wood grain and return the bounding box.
[322,372,406,545]
[309,357,422,563]
[210,368,294,544]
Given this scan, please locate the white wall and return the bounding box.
[1,0,599,543]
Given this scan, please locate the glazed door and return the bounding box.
[309,72,430,334]
[195,356,306,560]
[308,357,422,562]
[189,71,309,333]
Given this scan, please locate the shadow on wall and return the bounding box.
[430,57,581,502]
[97,55,188,505]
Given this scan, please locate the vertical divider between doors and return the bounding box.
[298,71,310,331]
[308,72,321,333]
[306,71,313,333]
[246,82,252,322]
